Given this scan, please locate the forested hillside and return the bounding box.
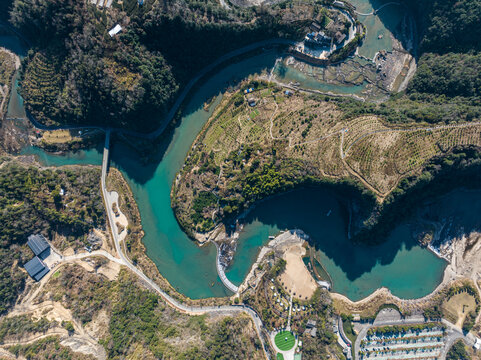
[403,0,481,100]
[0,159,105,316]
[9,0,318,131]
[402,0,481,53]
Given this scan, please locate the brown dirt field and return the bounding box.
[331,288,403,318]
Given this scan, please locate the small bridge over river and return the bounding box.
[354,2,400,16]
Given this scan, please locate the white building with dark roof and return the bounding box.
[108,24,123,37]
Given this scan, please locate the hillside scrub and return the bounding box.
[0,316,54,343]
[172,84,481,240]
[0,160,105,315]
[446,339,469,360]
[8,336,96,360]
[44,265,265,359]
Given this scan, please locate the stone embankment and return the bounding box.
[213,241,239,293]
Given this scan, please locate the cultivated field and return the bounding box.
[191,81,481,195]
[174,80,481,233]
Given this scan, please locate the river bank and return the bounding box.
[3,8,476,304]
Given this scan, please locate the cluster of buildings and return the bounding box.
[305,30,332,48]
[304,319,317,337]
[304,20,347,51]
[23,234,51,282]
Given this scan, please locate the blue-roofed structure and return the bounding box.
[24,256,50,281]
[27,234,50,258]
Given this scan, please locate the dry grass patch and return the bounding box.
[41,130,78,144]
[442,292,477,327]
[331,289,404,319]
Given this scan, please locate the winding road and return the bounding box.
[6,20,480,360]
[100,131,271,359]
[18,38,296,141]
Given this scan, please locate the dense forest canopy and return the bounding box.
[408,52,481,98]
[402,0,481,53]
[402,0,481,102]
[9,0,318,131]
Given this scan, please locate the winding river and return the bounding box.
[4,1,481,302]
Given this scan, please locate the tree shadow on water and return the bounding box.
[110,50,280,185]
[366,0,415,54]
[240,186,432,282]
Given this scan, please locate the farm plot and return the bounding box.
[342,116,392,155]
[344,120,481,194]
[202,96,274,164]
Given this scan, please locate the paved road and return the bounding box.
[100,131,270,359]
[439,319,476,360]
[20,39,295,141]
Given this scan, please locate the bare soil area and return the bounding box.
[278,243,317,300]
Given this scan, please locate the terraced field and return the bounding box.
[342,120,481,194]
[0,49,17,117]
[20,52,63,125]
[173,80,481,234]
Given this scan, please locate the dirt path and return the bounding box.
[5,300,107,360]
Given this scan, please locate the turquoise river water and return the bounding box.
[4,3,479,301]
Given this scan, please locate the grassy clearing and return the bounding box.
[52,270,61,279]
[342,316,356,344]
[274,331,296,351]
[41,130,78,144]
[442,292,477,327]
